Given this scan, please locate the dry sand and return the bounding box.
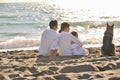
[0,47,120,80]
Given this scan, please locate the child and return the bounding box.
[71,31,89,56]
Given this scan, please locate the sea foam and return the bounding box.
[0,36,40,49]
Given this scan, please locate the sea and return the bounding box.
[0,2,120,51]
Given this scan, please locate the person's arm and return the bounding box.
[70,34,83,47]
[50,36,59,58]
[50,36,59,50]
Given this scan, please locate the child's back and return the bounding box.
[71,31,89,56]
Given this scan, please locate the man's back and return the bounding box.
[39,29,58,56]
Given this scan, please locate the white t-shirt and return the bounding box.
[39,29,58,56]
[51,31,82,56]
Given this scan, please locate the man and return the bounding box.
[39,20,58,57]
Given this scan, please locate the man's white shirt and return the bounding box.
[39,29,58,56]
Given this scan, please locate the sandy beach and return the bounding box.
[0,47,120,80]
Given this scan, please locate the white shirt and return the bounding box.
[71,43,89,56]
[39,29,58,56]
[51,31,82,56]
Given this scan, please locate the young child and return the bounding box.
[71,31,89,56]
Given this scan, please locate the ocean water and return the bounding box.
[0,2,120,51]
